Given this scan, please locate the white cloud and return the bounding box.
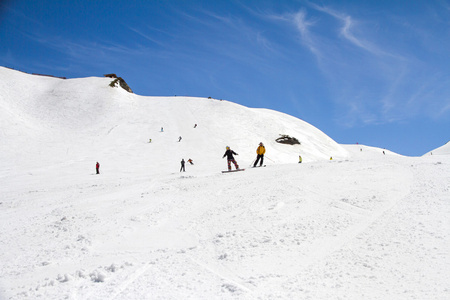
[291,10,322,59]
[127,26,166,47]
[307,3,387,56]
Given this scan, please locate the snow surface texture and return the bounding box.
[0,67,449,299]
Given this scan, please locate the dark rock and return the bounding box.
[109,77,133,93]
[275,134,301,145]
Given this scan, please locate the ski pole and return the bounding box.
[265,155,275,162]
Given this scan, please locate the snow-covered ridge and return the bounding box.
[425,141,450,156]
[0,66,348,174]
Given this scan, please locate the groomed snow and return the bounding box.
[0,67,449,299]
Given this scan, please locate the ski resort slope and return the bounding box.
[0,67,449,299]
[0,66,347,177]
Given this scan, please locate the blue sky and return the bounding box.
[1,0,449,156]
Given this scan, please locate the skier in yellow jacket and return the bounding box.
[253,142,266,167]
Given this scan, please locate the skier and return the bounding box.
[180,159,185,172]
[96,162,100,174]
[161,127,164,132]
[253,142,265,167]
[194,124,197,128]
[178,136,182,142]
[188,158,194,165]
[298,155,302,163]
[223,146,239,171]
[149,138,152,143]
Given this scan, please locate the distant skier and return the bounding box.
[178,136,182,142]
[180,159,185,172]
[96,162,100,174]
[194,124,197,128]
[161,127,164,132]
[223,146,239,171]
[149,138,152,143]
[298,155,302,163]
[188,158,194,165]
[253,142,265,167]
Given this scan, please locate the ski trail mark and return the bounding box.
[110,263,151,300]
[186,254,254,295]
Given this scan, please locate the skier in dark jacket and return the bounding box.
[180,159,185,172]
[223,146,240,171]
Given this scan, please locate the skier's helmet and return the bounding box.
[226,146,230,150]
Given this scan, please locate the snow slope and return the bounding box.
[0,67,347,174]
[0,67,449,299]
[425,141,450,156]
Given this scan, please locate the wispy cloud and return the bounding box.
[273,2,450,126]
[14,27,159,77]
[291,9,322,59]
[199,9,279,54]
[307,3,386,56]
[1,9,156,75]
[440,102,450,116]
[126,26,166,47]
[244,3,450,126]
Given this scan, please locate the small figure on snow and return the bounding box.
[96,162,100,174]
[253,142,265,167]
[194,124,197,128]
[178,136,182,142]
[149,138,152,143]
[188,158,194,165]
[161,127,164,132]
[298,155,302,164]
[223,146,239,171]
[180,159,185,172]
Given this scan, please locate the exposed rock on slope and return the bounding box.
[107,74,133,93]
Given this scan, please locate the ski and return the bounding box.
[222,169,245,173]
